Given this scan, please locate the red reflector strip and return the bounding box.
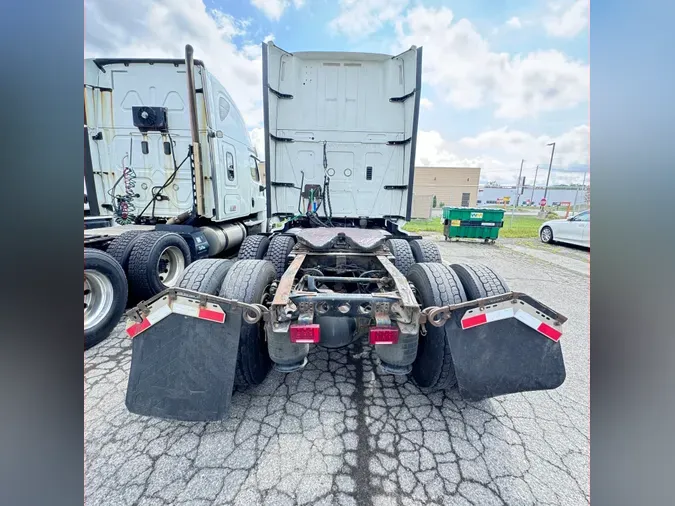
[127,318,151,338]
[369,326,399,345]
[461,313,488,329]
[537,322,562,342]
[290,324,320,343]
[198,308,225,323]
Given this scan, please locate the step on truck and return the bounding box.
[123,43,567,421]
[83,46,267,349]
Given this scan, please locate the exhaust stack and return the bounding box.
[185,44,205,216]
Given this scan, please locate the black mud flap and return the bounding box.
[445,295,566,400]
[125,308,243,421]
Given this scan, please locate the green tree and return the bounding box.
[432,195,437,208]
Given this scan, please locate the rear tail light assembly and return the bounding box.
[290,324,321,343]
[369,326,399,345]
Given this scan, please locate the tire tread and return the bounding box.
[386,239,415,276]
[219,260,276,386]
[238,235,270,260]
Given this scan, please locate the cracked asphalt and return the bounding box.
[85,235,589,505]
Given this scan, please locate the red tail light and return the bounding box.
[369,326,399,345]
[290,324,321,343]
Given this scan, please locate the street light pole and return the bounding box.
[530,164,539,203]
[543,142,556,201]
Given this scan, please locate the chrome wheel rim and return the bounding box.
[541,228,552,242]
[84,270,115,331]
[157,246,185,287]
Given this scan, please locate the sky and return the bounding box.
[84,0,589,186]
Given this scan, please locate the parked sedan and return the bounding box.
[539,209,590,248]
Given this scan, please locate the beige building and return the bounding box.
[411,166,481,218]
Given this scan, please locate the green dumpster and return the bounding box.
[442,207,505,242]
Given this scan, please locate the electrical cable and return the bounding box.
[135,133,190,223]
[322,141,333,226]
[108,139,138,225]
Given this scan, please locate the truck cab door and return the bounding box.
[217,140,242,217]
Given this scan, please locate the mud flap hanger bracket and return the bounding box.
[125,287,268,325]
[420,291,568,328]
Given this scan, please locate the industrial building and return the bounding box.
[411,166,481,218]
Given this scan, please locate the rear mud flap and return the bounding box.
[125,308,243,422]
[444,295,566,400]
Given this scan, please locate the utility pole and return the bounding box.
[510,159,524,228]
[530,164,539,203]
[543,142,556,201]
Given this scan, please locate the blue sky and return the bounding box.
[85,0,589,185]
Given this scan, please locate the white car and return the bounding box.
[539,209,590,248]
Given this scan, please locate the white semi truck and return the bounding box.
[121,43,569,421]
[84,46,267,348]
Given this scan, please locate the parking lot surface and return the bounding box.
[85,236,589,506]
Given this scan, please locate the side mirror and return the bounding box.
[259,184,266,192]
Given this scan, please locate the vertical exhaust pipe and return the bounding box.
[185,44,205,216]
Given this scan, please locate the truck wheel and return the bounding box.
[177,259,235,294]
[84,248,128,350]
[450,263,510,299]
[410,239,443,263]
[386,239,415,276]
[219,260,276,386]
[127,231,192,301]
[264,235,296,279]
[237,235,270,260]
[407,263,467,390]
[104,230,144,271]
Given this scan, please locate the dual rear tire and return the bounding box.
[406,262,510,390]
[106,230,193,302]
[175,257,275,387]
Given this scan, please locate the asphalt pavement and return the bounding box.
[85,236,589,506]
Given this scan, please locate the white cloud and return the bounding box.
[85,0,264,127]
[506,16,522,29]
[459,124,589,167]
[395,6,589,118]
[251,0,306,21]
[416,125,589,185]
[329,0,409,38]
[420,98,434,110]
[544,0,589,38]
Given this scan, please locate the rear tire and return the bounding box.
[84,248,128,350]
[219,260,276,386]
[238,235,270,260]
[264,235,296,279]
[450,263,510,300]
[104,230,145,271]
[410,239,443,263]
[177,259,235,294]
[407,263,467,390]
[386,239,415,276]
[127,231,191,301]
